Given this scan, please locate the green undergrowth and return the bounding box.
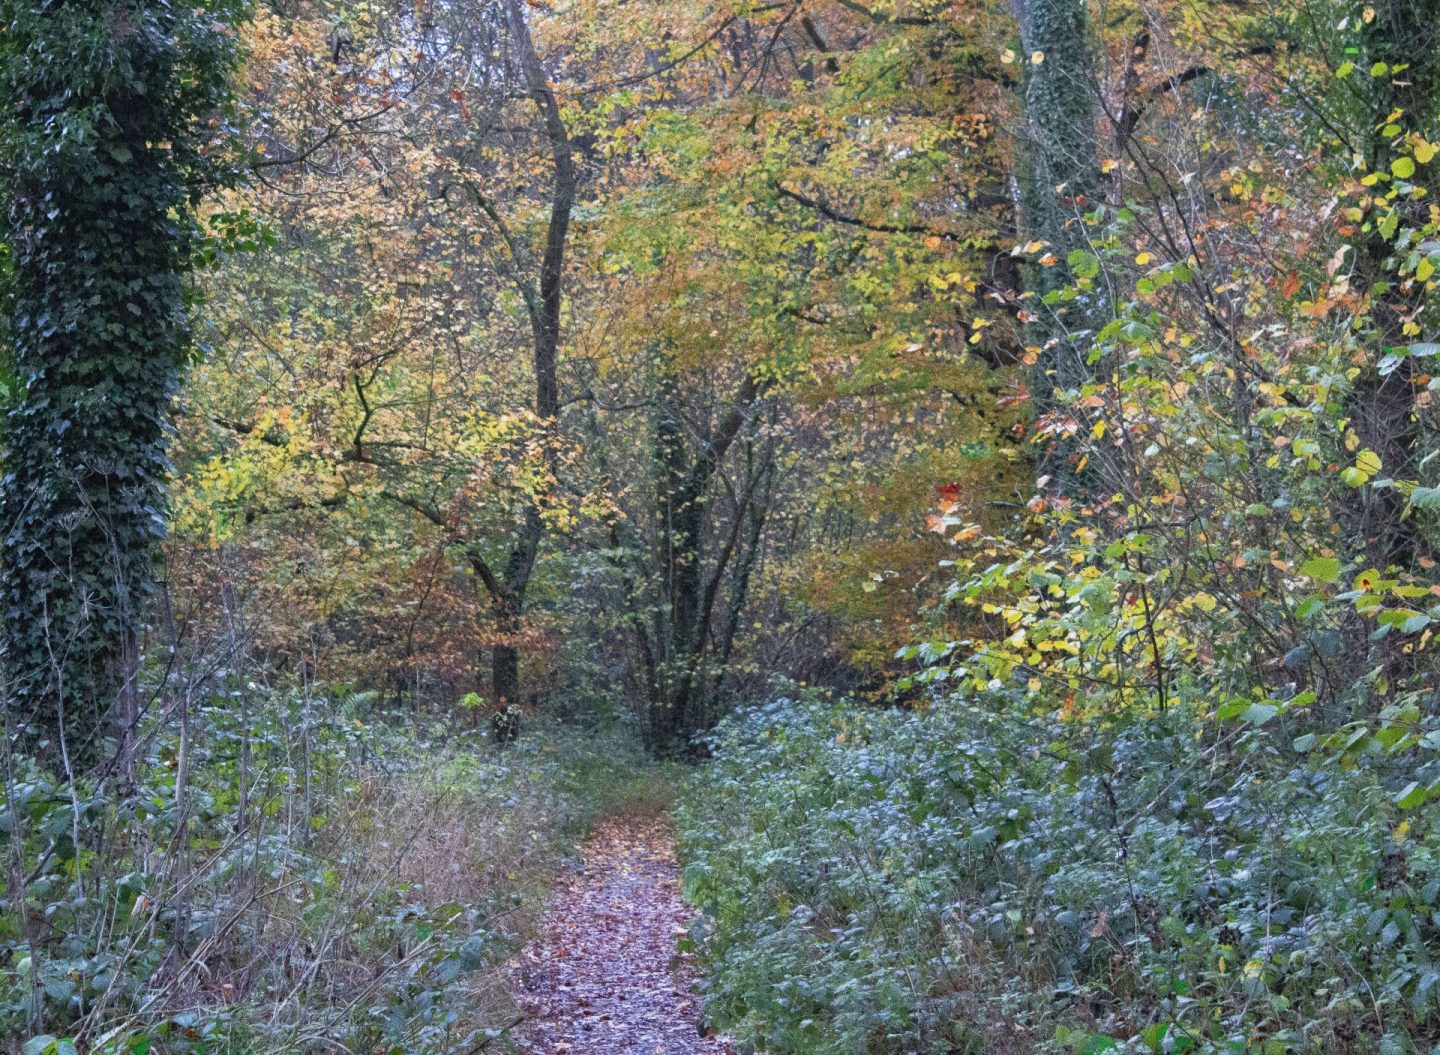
[678,694,1440,1055]
[4,689,666,1055]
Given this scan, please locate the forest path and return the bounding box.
[510,814,730,1054]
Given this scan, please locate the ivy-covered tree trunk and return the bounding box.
[0,0,237,764]
[1014,0,1103,498]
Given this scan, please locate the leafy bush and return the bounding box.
[2,689,653,1053]
[680,695,1440,1055]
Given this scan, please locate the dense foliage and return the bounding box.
[13,0,1440,1047]
[0,0,243,762]
[168,0,1026,752]
[3,686,664,1052]
[682,698,1440,1054]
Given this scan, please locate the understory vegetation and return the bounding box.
[4,691,663,1053]
[682,698,1440,1054]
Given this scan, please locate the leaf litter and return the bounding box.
[511,816,732,1054]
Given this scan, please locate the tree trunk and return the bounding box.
[0,0,235,766]
[1345,0,1440,570]
[1014,0,1104,498]
[466,0,575,704]
[645,374,766,752]
[493,627,521,708]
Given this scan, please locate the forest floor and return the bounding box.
[509,814,731,1054]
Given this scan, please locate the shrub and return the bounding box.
[679,695,1440,1055]
[2,689,649,1053]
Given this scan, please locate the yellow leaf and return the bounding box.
[1135,252,1153,265]
[1000,47,1015,64]
[1417,138,1438,164]
[1031,50,1045,65]
[1356,449,1382,475]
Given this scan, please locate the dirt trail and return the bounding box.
[511,816,730,1054]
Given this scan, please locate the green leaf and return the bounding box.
[1396,781,1429,809]
[1067,249,1101,280]
[1241,702,1278,725]
[1411,486,1440,510]
[1217,697,1249,720]
[1394,156,1416,179]
[1300,556,1342,582]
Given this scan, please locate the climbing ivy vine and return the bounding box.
[0,0,243,761]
